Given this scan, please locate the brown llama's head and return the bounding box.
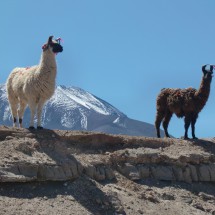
[202,64,213,82]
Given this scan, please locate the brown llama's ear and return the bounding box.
[202,65,207,74]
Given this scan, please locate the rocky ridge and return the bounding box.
[0,126,215,214]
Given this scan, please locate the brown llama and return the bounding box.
[155,65,213,139]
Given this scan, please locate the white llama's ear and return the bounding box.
[42,36,53,50]
[47,36,54,45]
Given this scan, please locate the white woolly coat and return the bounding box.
[7,49,57,106]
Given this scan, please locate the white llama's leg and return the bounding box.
[18,100,27,128]
[37,100,45,129]
[8,96,19,127]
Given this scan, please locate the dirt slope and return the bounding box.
[0,126,215,215]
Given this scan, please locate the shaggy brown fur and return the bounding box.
[155,65,213,139]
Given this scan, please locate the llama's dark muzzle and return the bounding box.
[52,45,63,53]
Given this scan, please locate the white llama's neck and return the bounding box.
[39,50,57,69]
[37,50,57,79]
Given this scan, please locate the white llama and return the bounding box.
[6,36,63,129]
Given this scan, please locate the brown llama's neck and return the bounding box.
[195,76,212,109]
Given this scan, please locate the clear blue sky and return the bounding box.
[1,0,215,137]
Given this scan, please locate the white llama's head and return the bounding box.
[42,36,63,54]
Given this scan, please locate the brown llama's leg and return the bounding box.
[155,111,165,138]
[184,114,192,139]
[191,114,198,139]
[162,111,172,138]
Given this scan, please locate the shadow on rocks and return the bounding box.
[0,176,119,214]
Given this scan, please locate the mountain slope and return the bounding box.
[0,84,160,137]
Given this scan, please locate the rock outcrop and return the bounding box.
[0,126,215,183]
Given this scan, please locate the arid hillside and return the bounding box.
[0,126,215,215]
